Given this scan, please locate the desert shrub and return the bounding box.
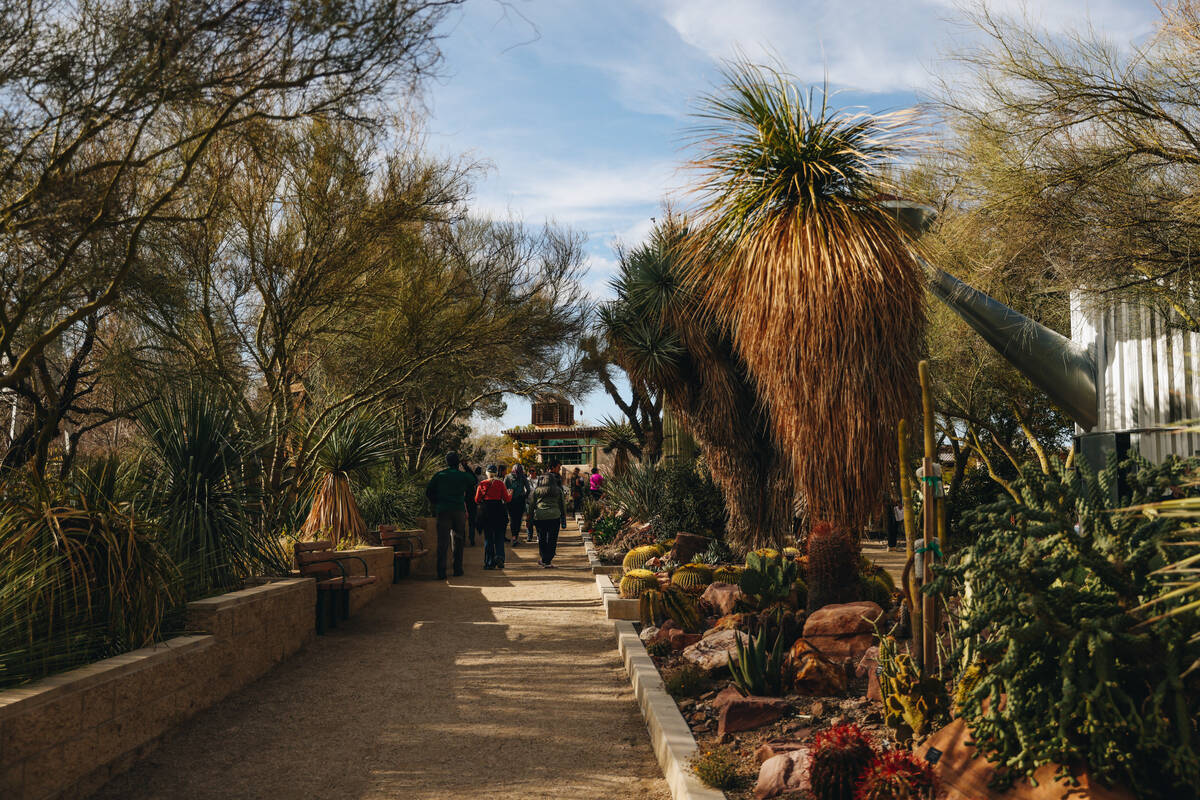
[664,664,706,698]
[591,513,623,545]
[358,471,426,530]
[931,455,1200,798]
[605,456,726,537]
[691,747,742,789]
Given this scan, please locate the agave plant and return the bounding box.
[683,60,925,530]
[299,412,398,547]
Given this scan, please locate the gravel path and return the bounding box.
[92,521,669,800]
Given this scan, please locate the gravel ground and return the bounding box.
[91,521,670,800]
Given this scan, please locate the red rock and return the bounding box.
[803,601,884,637]
[806,631,875,663]
[754,748,811,799]
[711,685,744,712]
[809,700,826,717]
[668,531,712,563]
[700,581,744,616]
[668,629,702,650]
[784,639,847,696]
[651,620,679,645]
[754,738,809,764]
[856,645,882,701]
[718,695,790,737]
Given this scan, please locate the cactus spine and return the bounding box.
[712,565,743,584]
[671,563,714,593]
[622,543,663,572]
[619,568,659,598]
[807,521,858,612]
[852,751,935,800]
[809,724,876,800]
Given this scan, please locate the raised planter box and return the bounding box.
[1,578,321,800]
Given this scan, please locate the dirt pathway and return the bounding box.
[91,521,669,800]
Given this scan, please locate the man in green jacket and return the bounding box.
[425,452,477,579]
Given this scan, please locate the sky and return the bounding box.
[421,0,1160,434]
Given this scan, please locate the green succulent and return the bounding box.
[622,543,663,572]
[619,568,659,598]
[672,563,714,593]
[739,551,798,607]
[712,565,743,584]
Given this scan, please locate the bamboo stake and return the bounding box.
[898,418,920,664]
[918,360,936,677]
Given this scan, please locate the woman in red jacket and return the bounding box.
[475,464,513,569]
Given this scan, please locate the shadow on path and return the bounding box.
[90,526,668,800]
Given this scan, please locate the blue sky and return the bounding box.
[421,0,1159,433]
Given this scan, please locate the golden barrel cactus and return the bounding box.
[622,543,664,572]
[620,568,659,598]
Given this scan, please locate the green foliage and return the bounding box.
[739,550,798,607]
[591,514,623,546]
[856,574,894,609]
[664,664,706,698]
[619,569,659,599]
[603,456,727,538]
[640,585,706,633]
[0,479,180,688]
[877,635,949,746]
[357,472,425,530]
[931,455,1200,798]
[730,624,786,696]
[582,497,603,530]
[690,747,742,790]
[809,723,877,800]
[138,386,285,596]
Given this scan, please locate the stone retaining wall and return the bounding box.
[1,578,317,800]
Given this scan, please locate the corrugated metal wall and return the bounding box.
[1073,294,1200,460]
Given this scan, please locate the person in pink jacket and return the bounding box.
[588,466,604,500]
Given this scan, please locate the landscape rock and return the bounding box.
[668,531,713,563]
[855,646,882,701]
[754,748,811,799]
[681,628,750,673]
[704,612,751,637]
[711,685,744,713]
[804,601,884,637]
[719,696,791,737]
[700,582,745,616]
[755,738,809,764]
[640,625,660,643]
[803,602,883,663]
[784,639,847,696]
[668,629,702,650]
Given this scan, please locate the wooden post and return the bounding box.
[897,418,920,665]
[918,360,937,677]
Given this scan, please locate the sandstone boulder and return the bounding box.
[719,696,790,737]
[754,738,809,765]
[681,628,749,673]
[700,582,744,617]
[754,748,811,799]
[668,629,702,651]
[803,602,883,663]
[856,645,882,701]
[704,612,751,638]
[639,625,659,643]
[784,638,847,696]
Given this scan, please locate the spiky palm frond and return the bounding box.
[301,413,398,547]
[684,60,926,529]
[599,416,643,460]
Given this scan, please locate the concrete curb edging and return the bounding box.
[613,620,728,800]
[597,573,642,620]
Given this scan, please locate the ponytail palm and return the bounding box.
[685,62,925,529]
[300,413,397,547]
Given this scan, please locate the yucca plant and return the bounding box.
[300,412,398,548]
[138,385,283,596]
[684,60,925,530]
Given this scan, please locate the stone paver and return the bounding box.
[91,521,669,800]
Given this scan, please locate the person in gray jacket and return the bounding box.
[527,473,566,568]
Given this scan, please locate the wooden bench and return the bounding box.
[294,540,378,634]
[378,525,429,581]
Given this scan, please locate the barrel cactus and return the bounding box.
[671,563,714,593]
[853,750,935,800]
[809,723,876,800]
[782,546,801,560]
[712,565,743,584]
[622,543,663,572]
[619,568,659,598]
[748,547,780,563]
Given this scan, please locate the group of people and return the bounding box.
[424,451,605,580]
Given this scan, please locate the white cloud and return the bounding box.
[655,0,1160,95]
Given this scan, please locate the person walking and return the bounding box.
[424,452,477,579]
[887,501,903,551]
[569,467,584,514]
[528,473,567,568]
[588,466,604,501]
[547,460,567,530]
[460,458,479,546]
[504,464,531,547]
[474,465,512,569]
